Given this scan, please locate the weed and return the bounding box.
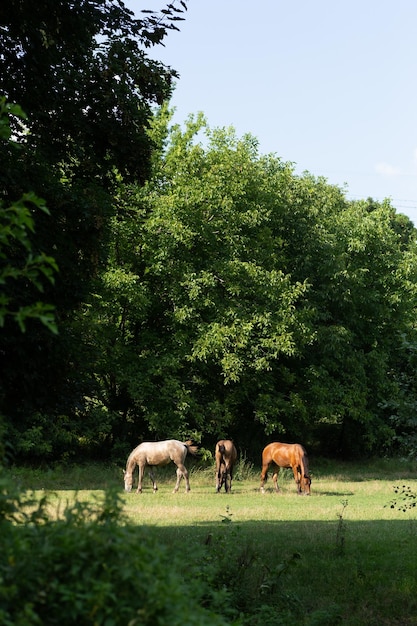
[335,499,348,556]
[233,454,255,481]
[259,552,302,595]
[219,504,233,523]
[201,505,303,620]
[306,605,343,625]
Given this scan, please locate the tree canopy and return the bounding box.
[2,2,417,463]
[52,111,417,460]
[0,1,187,446]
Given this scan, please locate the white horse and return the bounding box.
[124,439,198,493]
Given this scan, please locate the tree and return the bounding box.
[0,1,188,459]
[0,97,58,333]
[81,114,318,451]
[83,113,417,458]
[281,193,417,455]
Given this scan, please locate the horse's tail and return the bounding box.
[183,440,199,456]
[218,443,226,455]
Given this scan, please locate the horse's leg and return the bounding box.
[136,463,144,494]
[292,465,302,494]
[148,468,158,492]
[272,470,280,493]
[225,466,231,493]
[183,466,191,492]
[260,462,269,493]
[182,464,191,492]
[221,466,226,492]
[297,467,303,494]
[173,466,182,492]
[216,464,221,493]
[173,464,190,492]
[225,463,233,493]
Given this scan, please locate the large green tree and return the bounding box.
[0,1,187,459]
[80,112,417,458]
[282,192,417,455]
[4,72,417,461]
[76,113,313,454]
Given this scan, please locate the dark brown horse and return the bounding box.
[215,439,237,493]
[260,442,311,495]
[124,440,198,493]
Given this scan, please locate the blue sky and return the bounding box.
[129,1,417,224]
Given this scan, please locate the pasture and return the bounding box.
[9,457,417,625]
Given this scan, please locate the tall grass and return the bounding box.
[8,458,417,625]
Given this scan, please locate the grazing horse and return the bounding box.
[124,440,198,494]
[260,442,311,495]
[215,439,237,493]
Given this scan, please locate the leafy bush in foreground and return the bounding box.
[0,478,236,626]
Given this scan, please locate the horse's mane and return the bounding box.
[299,446,310,477]
[125,449,138,474]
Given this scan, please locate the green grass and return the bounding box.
[8,458,417,625]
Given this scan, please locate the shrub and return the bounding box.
[0,478,237,626]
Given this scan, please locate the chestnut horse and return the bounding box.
[124,440,198,493]
[215,439,237,493]
[260,442,311,495]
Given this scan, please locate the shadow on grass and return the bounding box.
[137,517,417,626]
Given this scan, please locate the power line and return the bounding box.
[346,193,417,209]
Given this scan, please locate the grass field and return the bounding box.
[10,457,417,625]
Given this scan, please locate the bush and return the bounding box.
[0,478,237,626]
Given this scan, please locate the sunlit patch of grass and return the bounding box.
[9,462,121,491]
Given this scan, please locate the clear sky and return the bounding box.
[128,1,417,224]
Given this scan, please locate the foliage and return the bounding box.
[382,333,417,458]
[83,114,315,447]
[2,2,417,460]
[0,97,58,333]
[291,196,417,455]
[200,504,302,622]
[0,0,186,183]
[0,472,235,626]
[0,1,188,450]
[78,112,417,458]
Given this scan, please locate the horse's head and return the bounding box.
[123,469,133,493]
[302,474,311,495]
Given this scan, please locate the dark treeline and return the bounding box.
[1,1,417,465]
